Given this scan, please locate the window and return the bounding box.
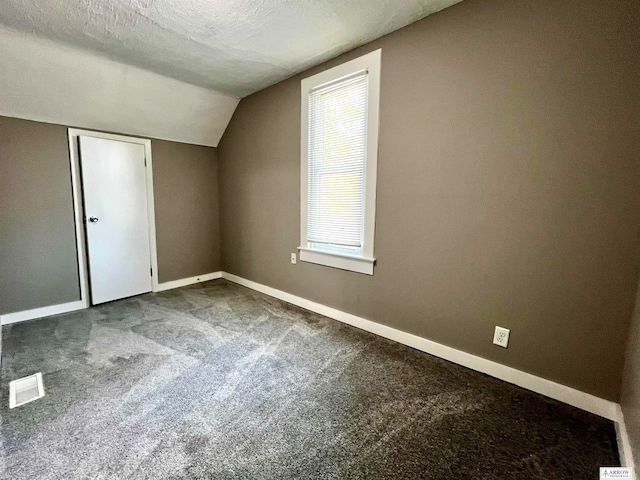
[299,50,381,275]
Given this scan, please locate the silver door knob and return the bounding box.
[89,216,99,223]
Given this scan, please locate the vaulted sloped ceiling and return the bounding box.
[0,0,462,98]
[0,0,461,146]
[0,27,240,147]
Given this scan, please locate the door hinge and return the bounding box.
[150,267,153,276]
[144,157,147,167]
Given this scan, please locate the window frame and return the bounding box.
[299,49,381,275]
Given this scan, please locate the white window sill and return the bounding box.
[298,247,375,275]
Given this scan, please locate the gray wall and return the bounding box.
[217,0,640,401]
[0,116,221,314]
[622,286,640,468]
[0,116,80,314]
[153,140,221,283]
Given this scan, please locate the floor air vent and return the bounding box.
[9,372,45,408]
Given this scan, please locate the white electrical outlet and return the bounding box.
[493,326,510,348]
[291,253,297,264]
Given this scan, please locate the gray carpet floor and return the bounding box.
[1,279,619,479]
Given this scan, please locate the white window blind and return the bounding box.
[307,71,368,251]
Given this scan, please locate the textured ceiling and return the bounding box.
[0,0,462,98]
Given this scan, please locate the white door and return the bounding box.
[79,136,152,304]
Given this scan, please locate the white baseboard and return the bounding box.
[221,272,620,421]
[0,300,85,325]
[615,406,636,468]
[154,271,223,292]
[0,270,630,461]
[1,272,223,325]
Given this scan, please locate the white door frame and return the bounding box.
[68,128,160,308]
